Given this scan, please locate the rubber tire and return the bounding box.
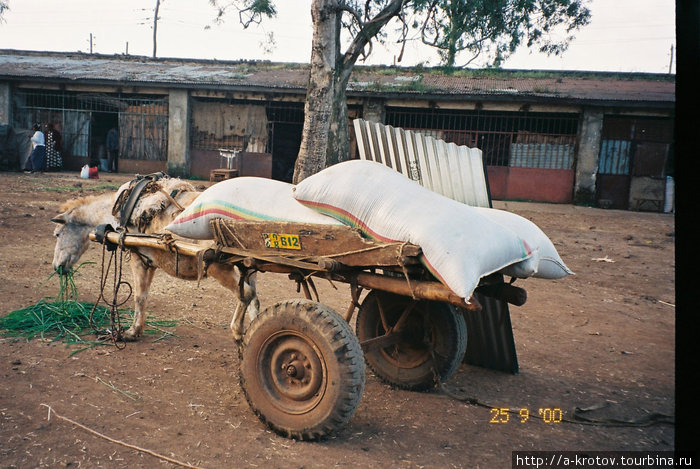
[239,299,365,440]
[356,291,467,391]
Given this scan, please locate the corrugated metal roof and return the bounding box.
[0,49,675,105]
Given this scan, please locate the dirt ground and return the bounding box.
[0,171,676,468]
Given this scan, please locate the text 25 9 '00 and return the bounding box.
[263,233,301,250]
[489,408,563,424]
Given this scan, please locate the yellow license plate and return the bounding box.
[262,233,301,250]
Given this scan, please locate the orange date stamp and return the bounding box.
[489,407,563,424]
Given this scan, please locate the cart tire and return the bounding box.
[356,291,467,391]
[239,299,365,440]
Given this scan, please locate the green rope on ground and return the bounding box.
[0,265,177,352]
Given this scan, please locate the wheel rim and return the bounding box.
[375,302,432,369]
[256,330,327,415]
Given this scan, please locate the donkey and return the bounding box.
[51,176,259,341]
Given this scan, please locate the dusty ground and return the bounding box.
[0,171,676,468]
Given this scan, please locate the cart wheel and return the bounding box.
[239,299,365,440]
[356,291,467,391]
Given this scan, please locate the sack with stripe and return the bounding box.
[292,160,536,303]
[473,207,573,279]
[165,177,341,239]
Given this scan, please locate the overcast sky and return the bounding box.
[0,0,676,73]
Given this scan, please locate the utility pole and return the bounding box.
[668,44,674,74]
[152,0,162,58]
[89,33,94,54]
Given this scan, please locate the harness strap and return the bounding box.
[117,172,167,229]
[159,188,185,212]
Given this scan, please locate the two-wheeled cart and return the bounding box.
[92,218,526,440]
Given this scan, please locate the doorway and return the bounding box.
[269,122,303,183]
[91,112,118,167]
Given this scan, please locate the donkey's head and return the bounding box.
[52,194,117,273]
[52,213,93,274]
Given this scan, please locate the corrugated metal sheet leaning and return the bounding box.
[353,118,490,207]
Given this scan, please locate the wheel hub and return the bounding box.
[259,332,327,414]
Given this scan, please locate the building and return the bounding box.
[0,50,675,211]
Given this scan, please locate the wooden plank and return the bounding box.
[210,219,422,267]
[353,272,480,311]
[89,231,212,258]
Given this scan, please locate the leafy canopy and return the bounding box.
[412,0,591,67]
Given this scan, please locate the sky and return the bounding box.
[0,0,676,74]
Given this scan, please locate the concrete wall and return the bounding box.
[362,98,385,123]
[487,167,575,203]
[574,109,604,204]
[0,83,10,124]
[167,89,190,177]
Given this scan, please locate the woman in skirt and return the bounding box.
[45,123,63,171]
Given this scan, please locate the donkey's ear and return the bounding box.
[51,214,67,224]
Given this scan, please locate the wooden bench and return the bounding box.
[209,168,239,182]
[633,198,664,212]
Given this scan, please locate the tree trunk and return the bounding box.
[293,0,406,183]
[153,0,161,58]
[293,0,350,183]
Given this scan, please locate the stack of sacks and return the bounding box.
[292,160,545,304]
[165,177,342,240]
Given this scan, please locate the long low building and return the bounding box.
[0,49,675,211]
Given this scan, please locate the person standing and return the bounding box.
[106,126,119,173]
[24,123,46,173]
[45,122,63,171]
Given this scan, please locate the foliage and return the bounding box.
[411,0,591,67]
[209,0,277,28]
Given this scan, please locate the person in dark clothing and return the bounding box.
[24,123,46,173]
[45,123,63,171]
[106,126,119,173]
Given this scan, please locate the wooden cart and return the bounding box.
[92,218,526,440]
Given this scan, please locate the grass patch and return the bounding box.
[36,183,120,193]
[0,267,177,353]
[90,183,121,191]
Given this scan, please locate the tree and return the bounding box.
[293,0,408,182]
[153,0,163,58]
[415,0,591,68]
[210,0,590,183]
[0,1,9,22]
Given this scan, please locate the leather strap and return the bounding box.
[117,172,167,229]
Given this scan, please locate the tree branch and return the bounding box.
[341,0,408,76]
[337,2,363,27]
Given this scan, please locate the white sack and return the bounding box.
[292,160,536,302]
[473,207,574,279]
[166,177,342,239]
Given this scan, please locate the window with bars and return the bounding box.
[385,107,580,169]
[12,90,168,161]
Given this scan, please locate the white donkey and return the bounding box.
[52,176,259,341]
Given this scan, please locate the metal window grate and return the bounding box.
[266,102,305,125]
[385,107,580,169]
[12,90,168,161]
